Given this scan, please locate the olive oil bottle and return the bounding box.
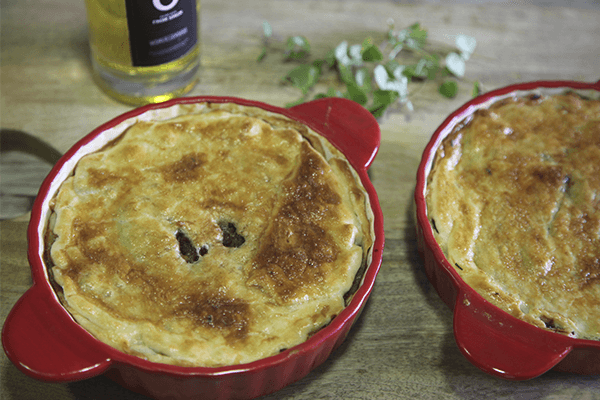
[85,0,200,105]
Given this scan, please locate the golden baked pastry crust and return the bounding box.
[426,92,600,340]
[47,103,373,367]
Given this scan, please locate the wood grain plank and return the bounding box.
[1,0,600,398]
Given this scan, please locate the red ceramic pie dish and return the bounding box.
[415,79,600,380]
[2,96,384,400]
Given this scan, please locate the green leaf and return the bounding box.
[472,80,481,97]
[439,80,459,98]
[369,90,399,118]
[337,64,355,86]
[384,59,401,75]
[372,89,399,105]
[311,58,325,70]
[327,87,342,97]
[284,64,320,95]
[323,49,336,68]
[407,22,428,49]
[313,87,344,101]
[425,55,441,80]
[256,47,267,62]
[361,38,383,62]
[285,35,311,60]
[369,104,388,119]
[404,57,439,81]
[345,82,368,106]
[285,97,307,108]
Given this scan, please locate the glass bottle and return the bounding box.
[85,0,201,105]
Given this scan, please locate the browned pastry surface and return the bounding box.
[47,103,373,366]
[426,92,600,339]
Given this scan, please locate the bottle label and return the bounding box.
[125,0,197,67]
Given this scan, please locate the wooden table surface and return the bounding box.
[2,0,599,399]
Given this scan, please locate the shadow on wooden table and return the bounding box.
[403,196,488,375]
[1,360,151,399]
[0,129,62,220]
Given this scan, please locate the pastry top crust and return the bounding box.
[426,92,600,340]
[48,103,373,367]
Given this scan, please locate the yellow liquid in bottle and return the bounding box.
[85,0,201,106]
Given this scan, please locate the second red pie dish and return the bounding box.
[415,79,600,380]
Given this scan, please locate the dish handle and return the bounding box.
[452,290,573,380]
[2,283,112,381]
[289,98,381,170]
